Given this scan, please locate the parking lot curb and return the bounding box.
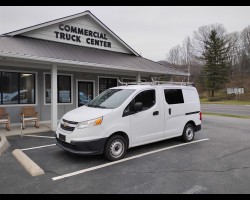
[0,135,10,156]
[12,149,44,177]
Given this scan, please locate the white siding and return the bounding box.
[21,15,131,54]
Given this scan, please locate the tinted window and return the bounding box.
[0,72,35,105]
[99,78,117,94]
[134,90,155,110]
[123,90,155,116]
[164,89,184,104]
[58,75,71,103]
[20,73,35,104]
[45,74,72,104]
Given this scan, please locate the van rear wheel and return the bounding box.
[182,124,195,142]
[104,135,127,161]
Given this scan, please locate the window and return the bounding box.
[0,72,35,105]
[99,77,117,94]
[87,89,135,109]
[58,75,71,103]
[164,89,184,105]
[134,90,155,110]
[123,90,155,116]
[45,74,72,104]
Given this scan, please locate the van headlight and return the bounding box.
[77,117,103,129]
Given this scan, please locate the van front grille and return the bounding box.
[60,124,75,132]
[62,119,78,125]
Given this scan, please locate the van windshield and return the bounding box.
[87,89,135,109]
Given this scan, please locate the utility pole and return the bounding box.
[187,38,190,83]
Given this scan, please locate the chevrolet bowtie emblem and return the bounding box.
[63,122,69,128]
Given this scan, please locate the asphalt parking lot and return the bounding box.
[1,115,250,194]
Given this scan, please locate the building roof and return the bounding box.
[0,36,188,76]
[2,11,139,56]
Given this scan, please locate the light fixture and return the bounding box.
[21,74,32,77]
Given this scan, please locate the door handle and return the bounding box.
[169,108,172,115]
[153,111,159,116]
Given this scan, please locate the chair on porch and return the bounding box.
[0,108,10,131]
[20,107,40,129]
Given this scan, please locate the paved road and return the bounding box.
[1,115,250,193]
[201,104,250,117]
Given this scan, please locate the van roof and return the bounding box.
[112,84,195,90]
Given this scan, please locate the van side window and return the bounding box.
[164,89,184,104]
[135,90,155,110]
[123,90,155,117]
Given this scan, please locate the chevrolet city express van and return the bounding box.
[56,84,202,161]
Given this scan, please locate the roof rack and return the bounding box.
[118,79,194,86]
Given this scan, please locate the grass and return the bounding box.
[203,112,250,119]
[200,99,250,105]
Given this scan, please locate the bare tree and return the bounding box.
[166,45,182,65]
[192,24,227,59]
[240,25,250,72]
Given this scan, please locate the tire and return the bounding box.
[104,135,127,161]
[182,124,195,142]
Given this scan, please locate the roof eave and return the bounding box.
[0,52,169,76]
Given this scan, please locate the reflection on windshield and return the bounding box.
[87,89,135,109]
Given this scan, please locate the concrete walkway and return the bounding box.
[0,123,52,137]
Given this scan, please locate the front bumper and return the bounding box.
[56,137,108,155]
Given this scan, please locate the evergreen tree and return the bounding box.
[202,30,230,97]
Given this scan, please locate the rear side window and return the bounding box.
[164,89,184,104]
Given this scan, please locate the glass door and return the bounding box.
[78,81,94,107]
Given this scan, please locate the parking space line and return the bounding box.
[24,135,55,139]
[183,185,208,194]
[52,138,210,181]
[21,144,56,151]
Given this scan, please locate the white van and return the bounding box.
[56,83,202,161]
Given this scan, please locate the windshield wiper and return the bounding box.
[87,105,107,109]
[97,105,107,109]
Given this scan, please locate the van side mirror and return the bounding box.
[134,102,143,112]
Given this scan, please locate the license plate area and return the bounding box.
[59,133,66,142]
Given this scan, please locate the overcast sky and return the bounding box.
[0,6,250,61]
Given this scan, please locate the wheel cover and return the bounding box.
[186,127,194,140]
[110,139,124,158]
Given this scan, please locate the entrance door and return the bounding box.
[77,81,94,107]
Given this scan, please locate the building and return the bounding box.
[0,11,187,131]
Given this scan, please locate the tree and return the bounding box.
[166,45,182,65]
[202,29,231,97]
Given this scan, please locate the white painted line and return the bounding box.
[52,138,210,181]
[183,185,208,194]
[21,144,56,151]
[24,135,55,139]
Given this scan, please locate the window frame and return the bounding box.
[0,69,38,107]
[98,76,118,95]
[122,78,147,83]
[44,73,73,105]
[123,89,156,117]
[164,88,184,105]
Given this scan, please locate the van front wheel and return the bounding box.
[104,135,127,161]
[182,124,195,142]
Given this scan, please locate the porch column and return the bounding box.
[136,73,141,82]
[51,63,58,131]
[170,75,173,82]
